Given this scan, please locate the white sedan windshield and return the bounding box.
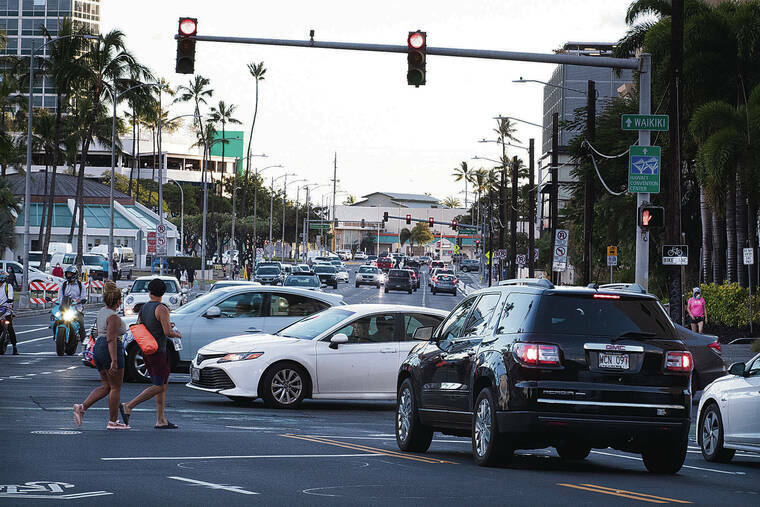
[277,308,354,340]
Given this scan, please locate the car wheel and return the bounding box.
[699,403,735,463]
[395,378,433,452]
[261,363,308,409]
[125,344,150,383]
[472,387,512,466]
[641,436,687,474]
[556,444,591,460]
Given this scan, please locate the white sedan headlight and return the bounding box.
[218,352,264,363]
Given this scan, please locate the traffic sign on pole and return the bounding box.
[743,248,754,265]
[662,245,688,266]
[607,255,618,266]
[147,231,157,255]
[516,254,527,266]
[607,245,618,257]
[621,114,669,132]
[628,145,661,194]
[553,230,569,272]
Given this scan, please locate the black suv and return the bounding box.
[395,279,693,474]
[385,269,413,294]
[312,265,339,289]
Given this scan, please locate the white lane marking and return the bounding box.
[66,366,77,370]
[591,450,746,475]
[15,327,50,336]
[260,433,468,443]
[23,352,58,355]
[104,453,384,461]
[168,476,258,495]
[0,492,112,500]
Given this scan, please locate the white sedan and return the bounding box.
[123,276,185,316]
[187,304,447,408]
[697,353,760,462]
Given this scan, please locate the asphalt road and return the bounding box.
[1,266,758,505]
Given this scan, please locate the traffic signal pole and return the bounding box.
[583,80,596,286]
[635,54,652,291]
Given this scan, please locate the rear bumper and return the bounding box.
[496,410,690,445]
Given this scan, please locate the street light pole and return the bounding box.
[169,179,184,254]
[284,179,307,261]
[20,34,95,308]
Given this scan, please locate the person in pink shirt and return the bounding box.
[687,287,707,333]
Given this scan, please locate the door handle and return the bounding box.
[246,328,262,333]
[380,348,395,353]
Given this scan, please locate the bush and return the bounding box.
[166,256,201,271]
[699,282,760,330]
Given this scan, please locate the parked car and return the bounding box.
[0,260,63,290]
[313,265,339,289]
[430,273,458,295]
[208,280,262,292]
[674,324,726,392]
[396,279,694,473]
[122,286,344,382]
[283,274,322,290]
[254,266,284,285]
[697,353,760,462]
[355,266,383,288]
[460,259,480,272]
[385,269,413,294]
[188,304,447,407]
[123,276,185,316]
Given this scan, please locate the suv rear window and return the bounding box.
[389,270,408,278]
[358,267,378,274]
[531,294,675,338]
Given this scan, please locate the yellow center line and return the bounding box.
[580,484,692,504]
[558,483,667,503]
[281,434,457,465]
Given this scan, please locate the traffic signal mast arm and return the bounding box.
[380,214,469,228]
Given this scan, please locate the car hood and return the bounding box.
[199,334,303,354]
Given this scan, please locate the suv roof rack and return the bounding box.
[598,283,647,294]
[497,278,555,289]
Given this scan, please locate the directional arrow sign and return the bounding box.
[621,114,669,132]
[628,145,661,193]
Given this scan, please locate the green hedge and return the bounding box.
[166,256,201,271]
[699,282,760,328]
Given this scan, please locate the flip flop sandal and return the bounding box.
[107,421,131,430]
[119,403,130,425]
[155,421,178,429]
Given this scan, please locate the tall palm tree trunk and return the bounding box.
[135,121,141,202]
[736,176,747,287]
[38,159,49,247]
[749,203,758,290]
[699,186,712,284]
[726,182,737,283]
[39,94,63,271]
[150,127,156,207]
[128,107,135,195]
[712,209,725,283]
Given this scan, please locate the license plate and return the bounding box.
[191,367,200,381]
[599,352,629,369]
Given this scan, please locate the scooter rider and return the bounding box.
[0,271,18,355]
[58,266,87,342]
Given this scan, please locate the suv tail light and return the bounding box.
[707,341,721,353]
[665,351,693,372]
[452,278,458,284]
[514,343,561,366]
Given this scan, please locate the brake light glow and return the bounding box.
[514,343,560,366]
[665,351,693,372]
[452,278,458,284]
[707,341,721,353]
[593,293,620,299]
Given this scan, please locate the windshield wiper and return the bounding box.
[611,330,656,343]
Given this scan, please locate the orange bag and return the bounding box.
[129,323,158,355]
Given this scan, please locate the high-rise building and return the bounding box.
[0,0,101,110]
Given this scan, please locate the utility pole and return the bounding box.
[331,152,337,253]
[509,155,518,279]
[635,54,652,290]
[281,174,287,262]
[488,189,494,286]
[550,112,559,284]
[583,80,596,286]
[528,138,535,277]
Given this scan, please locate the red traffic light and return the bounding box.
[451,219,458,230]
[179,18,197,36]
[428,217,434,227]
[408,31,425,49]
[406,214,412,224]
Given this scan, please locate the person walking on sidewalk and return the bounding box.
[687,287,708,334]
[73,281,129,429]
[120,278,182,429]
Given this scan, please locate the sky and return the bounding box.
[102,0,634,205]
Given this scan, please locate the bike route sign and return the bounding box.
[662,244,688,265]
[628,145,661,194]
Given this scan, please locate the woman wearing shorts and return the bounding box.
[73,281,129,429]
[120,278,182,429]
[687,287,707,334]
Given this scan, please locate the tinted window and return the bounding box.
[389,270,408,278]
[257,267,279,275]
[403,313,443,341]
[284,275,320,288]
[531,295,676,338]
[495,293,539,334]
[358,266,378,274]
[277,308,354,339]
[270,293,329,317]
[462,293,502,337]
[63,254,75,264]
[313,266,336,273]
[437,297,476,344]
[217,292,265,318]
[83,255,105,265]
[332,313,397,344]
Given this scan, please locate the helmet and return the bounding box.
[0,271,7,284]
[692,287,701,297]
[64,266,78,282]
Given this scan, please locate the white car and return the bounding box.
[335,266,350,283]
[122,285,345,382]
[123,276,185,316]
[355,266,382,288]
[353,251,367,261]
[187,304,447,407]
[0,260,64,289]
[697,353,760,462]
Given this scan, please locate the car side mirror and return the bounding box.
[329,333,349,350]
[412,326,433,341]
[205,306,221,319]
[728,362,746,376]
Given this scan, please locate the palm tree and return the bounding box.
[0,178,20,253]
[399,228,412,249]
[175,75,213,203]
[209,100,242,198]
[452,161,471,209]
[342,194,356,205]
[442,196,461,208]
[37,18,89,271]
[0,131,24,177]
[69,29,150,268]
[243,62,266,261]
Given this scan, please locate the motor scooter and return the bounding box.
[0,305,13,355]
[50,296,83,356]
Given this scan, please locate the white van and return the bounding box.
[49,242,73,254]
[27,251,52,269]
[50,252,109,281]
[89,246,134,279]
